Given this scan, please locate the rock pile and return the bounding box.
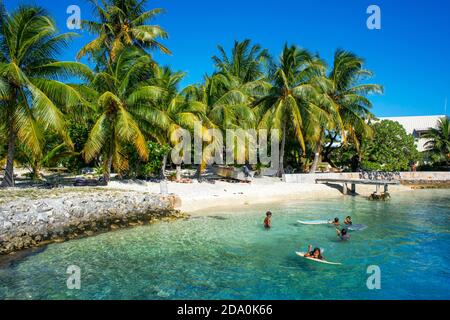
[0,190,184,255]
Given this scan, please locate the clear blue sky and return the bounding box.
[4,0,450,117]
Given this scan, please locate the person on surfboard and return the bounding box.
[304,245,324,260]
[344,216,352,225]
[264,211,272,229]
[336,227,350,240]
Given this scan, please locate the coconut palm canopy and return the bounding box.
[77,0,170,65]
[423,117,450,164]
[0,5,92,187]
[0,2,391,187]
[81,48,158,181]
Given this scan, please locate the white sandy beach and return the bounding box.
[105,177,412,214]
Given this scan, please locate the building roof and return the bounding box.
[378,115,446,135]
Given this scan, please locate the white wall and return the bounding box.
[282,172,450,183]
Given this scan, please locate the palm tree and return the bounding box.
[256,44,329,175]
[82,48,163,183]
[309,49,383,172]
[17,141,77,180]
[423,117,450,165]
[138,66,204,179]
[184,71,268,177]
[77,0,170,64]
[0,5,91,187]
[213,39,270,84]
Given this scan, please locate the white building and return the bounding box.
[378,115,446,152]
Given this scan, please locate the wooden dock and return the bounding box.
[315,178,400,195]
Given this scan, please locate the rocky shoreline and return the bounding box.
[401,180,450,189]
[0,188,185,255]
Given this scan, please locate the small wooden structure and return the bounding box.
[315,178,400,195]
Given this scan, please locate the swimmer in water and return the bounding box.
[344,216,352,225]
[264,211,272,229]
[329,217,340,226]
[304,245,324,260]
[336,227,350,241]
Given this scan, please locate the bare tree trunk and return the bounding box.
[1,116,16,188]
[176,164,181,181]
[278,120,287,177]
[309,129,324,173]
[160,152,168,180]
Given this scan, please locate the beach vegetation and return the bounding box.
[423,117,450,166]
[0,5,91,187]
[360,120,421,171]
[2,0,445,188]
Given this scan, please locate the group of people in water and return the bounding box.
[332,216,352,241]
[263,212,353,261]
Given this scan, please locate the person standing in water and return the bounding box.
[336,227,350,240]
[264,211,272,229]
[344,216,352,225]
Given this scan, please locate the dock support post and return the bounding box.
[375,184,380,195]
[384,184,388,193]
[343,183,348,195]
[351,183,356,194]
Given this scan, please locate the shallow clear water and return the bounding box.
[1,189,449,300]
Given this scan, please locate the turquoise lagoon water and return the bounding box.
[0,189,449,300]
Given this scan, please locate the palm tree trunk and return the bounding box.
[160,152,168,180]
[103,123,115,185]
[322,132,337,164]
[309,129,324,173]
[278,120,287,177]
[176,164,181,181]
[103,154,113,184]
[1,116,16,188]
[31,161,40,181]
[195,165,201,179]
[195,161,207,180]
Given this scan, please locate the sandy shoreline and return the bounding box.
[105,177,413,214]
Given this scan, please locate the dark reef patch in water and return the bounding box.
[207,215,228,220]
[0,246,48,269]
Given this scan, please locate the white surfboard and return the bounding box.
[297,220,329,225]
[347,224,367,231]
[295,252,342,265]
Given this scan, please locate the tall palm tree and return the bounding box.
[309,49,383,172]
[77,0,170,64]
[138,66,204,179]
[256,44,329,175]
[184,71,269,177]
[202,73,260,130]
[82,48,164,183]
[213,39,270,83]
[423,117,450,165]
[0,5,91,187]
